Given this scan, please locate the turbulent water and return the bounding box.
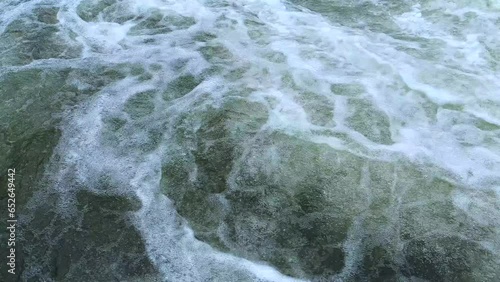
[1,0,500,281]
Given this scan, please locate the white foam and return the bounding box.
[17,0,500,279]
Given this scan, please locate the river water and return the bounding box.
[1,0,499,281]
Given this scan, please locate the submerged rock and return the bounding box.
[0,12,81,66]
[403,236,500,281]
[0,58,158,281]
[160,101,500,280]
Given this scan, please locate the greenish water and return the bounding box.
[1,0,499,281]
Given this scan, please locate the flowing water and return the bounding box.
[1,0,500,281]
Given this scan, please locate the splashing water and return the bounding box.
[1,0,499,281]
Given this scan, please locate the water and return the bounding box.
[0,0,499,281]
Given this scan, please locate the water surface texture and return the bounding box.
[1,0,500,281]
